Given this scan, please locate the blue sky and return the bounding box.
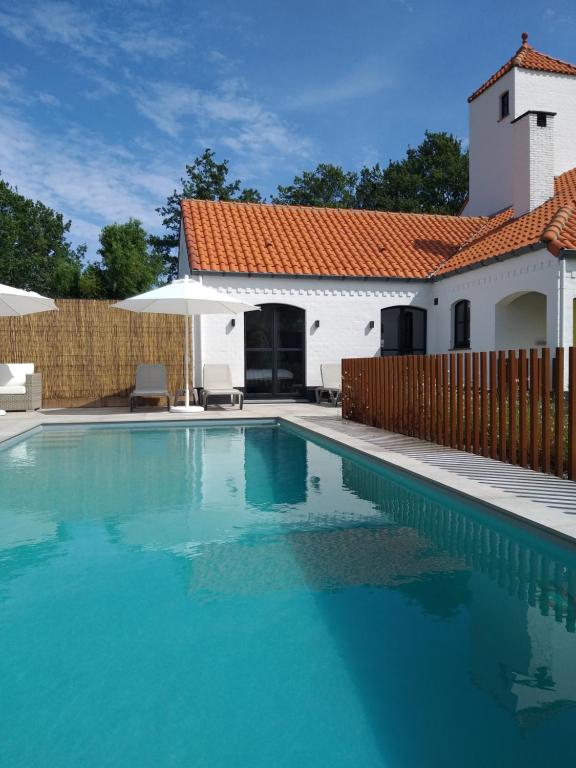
[1,0,575,259]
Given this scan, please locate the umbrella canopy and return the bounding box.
[113,276,259,413]
[113,276,258,316]
[0,283,58,317]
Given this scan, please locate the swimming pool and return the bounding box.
[1,421,575,767]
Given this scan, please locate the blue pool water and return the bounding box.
[1,422,576,767]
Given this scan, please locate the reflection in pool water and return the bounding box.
[0,424,575,767]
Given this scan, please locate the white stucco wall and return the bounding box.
[515,69,576,177]
[429,248,561,352]
[178,241,569,391]
[494,292,548,350]
[191,274,431,388]
[466,67,576,216]
[562,254,576,346]
[467,68,516,216]
[512,112,555,217]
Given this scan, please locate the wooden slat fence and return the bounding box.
[342,347,576,481]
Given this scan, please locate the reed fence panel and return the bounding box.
[342,347,576,481]
[0,299,184,407]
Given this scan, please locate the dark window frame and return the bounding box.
[500,91,510,120]
[453,300,471,350]
[244,303,306,398]
[380,306,427,356]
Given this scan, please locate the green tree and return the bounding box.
[80,219,162,299]
[0,175,84,296]
[355,132,469,214]
[151,148,264,280]
[272,164,358,208]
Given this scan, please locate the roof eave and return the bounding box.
[431,242,545,280]
[190,268,428,283]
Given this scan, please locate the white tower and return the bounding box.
[465,34,576,217]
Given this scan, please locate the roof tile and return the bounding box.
[468,34,576,102]
[181,167,576,281]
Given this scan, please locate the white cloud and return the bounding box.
[394,0,414,13]
[0,1,187,64]
[0,65,59,107]
[132,78,312,175]
[0,110,178,257]
[113,28,187,60]
[286,57,393,110]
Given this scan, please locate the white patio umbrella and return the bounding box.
[0,282,58,316]
[114,275,260,414]
[0,283,58,415]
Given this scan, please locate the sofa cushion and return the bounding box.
[0,363,34,387]
[0,385,27,395]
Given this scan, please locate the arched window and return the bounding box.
[381,306,427,356]
[245,304,305,397]
[453,300,470,349]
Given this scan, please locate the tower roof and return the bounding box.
[468,33,576,102]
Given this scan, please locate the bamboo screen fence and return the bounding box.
[0,299,185,407]
[342,348,576,481]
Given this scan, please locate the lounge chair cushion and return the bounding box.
[0,363,34,387]
[321,364,341,390]
[203,388,242,396]
[0,385,27,395]
[133,386,170,396]
[203,364,236,390]
[132,364,169,396]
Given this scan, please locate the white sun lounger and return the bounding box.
[315,363,342,406]
[130,364,171,412]
[202,364,244,410]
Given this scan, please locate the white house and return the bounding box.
[178,34,576,400]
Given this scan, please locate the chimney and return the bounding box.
[512,110,556,217]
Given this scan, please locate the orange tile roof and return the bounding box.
[468,34,576,102]
[181,167,576,282]
[181,200,487,279]
[434,167,576,274]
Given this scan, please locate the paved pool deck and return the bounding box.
[1,402,575,543]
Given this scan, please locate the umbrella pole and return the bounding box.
[170,312,203,413]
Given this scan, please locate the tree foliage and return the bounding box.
[275,132,468,215]
[0,175,85,297]
[272,164,358,208]
[356,132,469,214]
[80,219,162,299]
[151,148,264,280]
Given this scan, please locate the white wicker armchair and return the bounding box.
[0,364,42,412]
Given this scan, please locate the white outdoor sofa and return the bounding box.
[0,363,42,411]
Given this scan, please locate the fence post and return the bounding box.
[481,352,489,457]
[519,350,528,467]
[508,351,518,465]
[530,349,540,471]
[555,348,565,478]
[472,353,480,454]
[569,348,576,481]
[430,355,438,443]
[464,353,472,452]
[498,351,507,462]
[457,353,464,450]
[450,353,457,448]
[541,348,551,474]
[490,352,498,459]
